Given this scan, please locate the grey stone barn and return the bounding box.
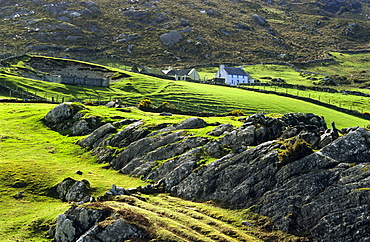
[43,75,110,87]
[61,76,110,87]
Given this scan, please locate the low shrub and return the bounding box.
[137,99,152,109]
[278,139,313,165]
[158,101,176,111]
[228,109,245,116]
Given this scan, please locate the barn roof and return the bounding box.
[140,66,165,76]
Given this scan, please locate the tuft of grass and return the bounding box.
[355,188,370,192]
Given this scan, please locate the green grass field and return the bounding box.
[1,70,369,129]
[197,65,326,86]
[0,103,150,241]
[244,64,325,86]
[247,85,370,114]
[300,52,370,77]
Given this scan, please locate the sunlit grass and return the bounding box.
[247,85,370,113]
[0,103,148,240]
[1,66,369,129]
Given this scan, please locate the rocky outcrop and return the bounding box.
[44,103,82,125]
[171,127,370,242]
[320,0,362,14]
[76,218,146,242]
[252,14,268,27]
[43,103,117,136]
[78,123,116,148]
[47,104,370,241]
[78,112,329,176]
[160,30,183,48]
[55,178,93,202]
[175,117,208,129]
[52,205,146,242]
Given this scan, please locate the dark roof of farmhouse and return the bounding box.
[167,69,192,76]
[224,67,248,75]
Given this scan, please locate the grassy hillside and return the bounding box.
[1,78,369,130]
[1,55,368,129]
[0,56,368,241]
[0,103,306,241]
[198,51,370,89]
[196,52,370,116]
[299,51,370,88]
[1,0,370,66]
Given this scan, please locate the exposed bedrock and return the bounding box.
[44,103,370,241]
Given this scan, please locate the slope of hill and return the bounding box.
[1,55,369,128]
[1,0,370,66]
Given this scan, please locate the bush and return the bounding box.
[137,99,152,109]
[158,101,176,110]
[278,139,313,165]
[228,109,245,116]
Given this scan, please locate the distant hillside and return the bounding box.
[1,0,370,66]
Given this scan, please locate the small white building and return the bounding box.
[215,65,253,86]
[166,68,200,81]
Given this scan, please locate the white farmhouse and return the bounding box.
[215,65,253,86]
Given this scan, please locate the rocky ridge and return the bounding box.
[45,103,370,242]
